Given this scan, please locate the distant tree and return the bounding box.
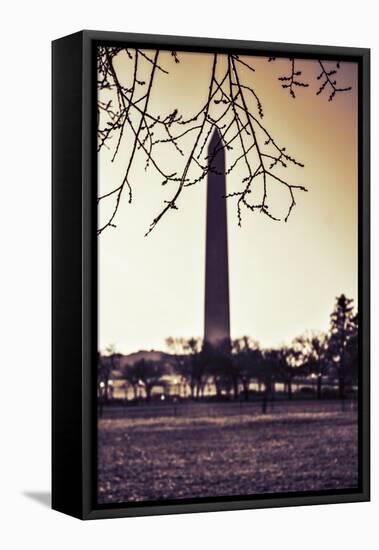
[232,337,262,401]
[97,352,106,415]
[261,345,300,400]
[300,332,330,399]
[165,337,190,393]
[344,312,359,389]
[275,347,296,399]
[204,339,236,399]
[183,338,205,398]
[329,294,357,400]
[132,359,164,401]
[98,344,119,403]
[165,337,187,358]
[260,350,280,411]
[122,362,141,400]
[166,336,206,398]
[97,352,106,390]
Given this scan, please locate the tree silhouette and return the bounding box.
[276,345,302,400]
[98,345,119,403]
[260,349,281,411]
[269,57,351,101]
[97,49,352,235]
[202,339,235,399]
[121,361,141,400]
[329,294,357,400]
[129,358,164,401]
[345,312,359,388]
[300,332,330,399]
[166,337,203,398]
[99,297,358,405]
[232,337,262,401]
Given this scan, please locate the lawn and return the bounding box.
[97,402,358,503]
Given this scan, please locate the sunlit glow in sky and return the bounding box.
[98,51,358,355]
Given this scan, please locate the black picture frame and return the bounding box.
[52,30,370,520]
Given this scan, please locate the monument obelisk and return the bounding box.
[204,128,230,347]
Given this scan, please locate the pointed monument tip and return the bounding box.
[211,126,222,142]
[209,127,223,154]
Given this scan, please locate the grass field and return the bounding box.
[97,401,358,503]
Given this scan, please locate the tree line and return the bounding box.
[98,294,358,404]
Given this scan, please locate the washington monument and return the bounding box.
[204,128,231,346]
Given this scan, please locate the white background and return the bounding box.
[0,1,377,548]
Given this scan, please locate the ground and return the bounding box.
[97,401,358,504]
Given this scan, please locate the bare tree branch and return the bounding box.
[97,50,351,235]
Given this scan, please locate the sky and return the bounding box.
[97,50,358,355]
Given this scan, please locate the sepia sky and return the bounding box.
[98,50,358,355]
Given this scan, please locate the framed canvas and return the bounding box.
[52,30,370,520]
